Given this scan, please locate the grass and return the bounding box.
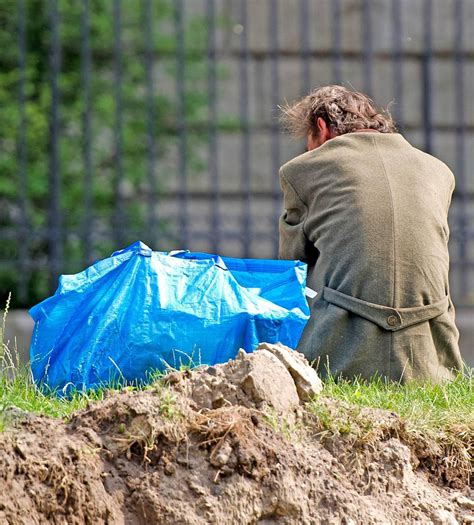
[307,372,473,486]
[0,363,107,421]
[314,371,473,434]
[0,359,170,422]
[2,354,471,438]
[0,294,129,421]
[1,338,473,430]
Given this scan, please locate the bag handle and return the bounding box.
[168,250,228,271]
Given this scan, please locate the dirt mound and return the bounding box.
[0,345,472,524]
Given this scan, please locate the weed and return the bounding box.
[160,347,202,373]
[159,389,179,419]
[263,407,303,440]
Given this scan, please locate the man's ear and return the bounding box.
[317,117,335,141]
[317,117,329,136]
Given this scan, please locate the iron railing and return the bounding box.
[1,0,473,307]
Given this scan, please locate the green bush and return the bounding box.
[0,0,210,307]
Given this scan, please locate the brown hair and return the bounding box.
[280,85,396,138]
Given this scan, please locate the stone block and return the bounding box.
[257,342,323,401]
[277,0,333,54]
[239,349,300,412]
[392,59,423,128]
[464,62,474,125]
[399,0,474,53]
[216,133,254,191]
[203,131,301,193]
[216,0,474,54]
[216,57,241,123]
[250,237,278,259]
[448,251,474,307]
[220,0,389,54]
[463,0,474,52]
[430,508,458,525]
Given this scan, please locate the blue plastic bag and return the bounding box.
[29,241,310,392]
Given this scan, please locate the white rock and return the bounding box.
[257,342,323,401]
[455,496,474,510]
[431,509,459,525]
[210,442,233,467]
[239,349,300,413]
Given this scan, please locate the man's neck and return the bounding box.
[353,129,381,133]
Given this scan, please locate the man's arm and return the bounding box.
[278,167,315,263]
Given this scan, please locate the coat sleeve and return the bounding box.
[278,167,315,262]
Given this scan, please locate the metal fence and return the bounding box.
[1,0,474,307]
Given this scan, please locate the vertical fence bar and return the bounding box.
[143,0,158,247]
[299,0,311,95]
[239,0,251,257]
[361,0,373,95]
[269,0,281,258]
[174,0,188,248]
[391,0,403,129]
[422,0,433,154]
[48,0,62,291]
[113,0,125,247]
[331,0,342,84]
[206,0,220,253]
[16,0,29,303]
[454,0,467,299]
[81,0,93,265]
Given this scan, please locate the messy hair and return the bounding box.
[280,85,396,138]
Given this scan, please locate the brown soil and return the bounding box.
[0,347,472,525]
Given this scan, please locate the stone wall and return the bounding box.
[153,0,474,307]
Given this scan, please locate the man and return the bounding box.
[279,85,463,383]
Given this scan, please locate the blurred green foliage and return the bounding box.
[0,0,210,307]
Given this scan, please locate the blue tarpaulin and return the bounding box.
[29,241,310,392]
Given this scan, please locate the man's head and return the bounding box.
[280,85,396,151]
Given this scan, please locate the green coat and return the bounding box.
[279,132,463,383]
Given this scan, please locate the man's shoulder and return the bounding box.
[280,150,316,180]
[279,137,347,179]
[394,137,455,187]
[280,132,455,188]
[409,143,453,173]
[280,132,381,182]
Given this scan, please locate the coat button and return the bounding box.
[387,314,399,327]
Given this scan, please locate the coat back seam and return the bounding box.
[373,135,397,378]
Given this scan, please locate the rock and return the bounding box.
[210,442,233,467]
[164,462,176,476]
[13,440,27,460]
[2,406,35,426]
[239,350,300,413]
[431,508,459,525]
[206,366,218,376]
[455,496,474,510]
[3,406,28,419]
[257,342,323,401]
[462,515,474,524]
[181,347,300,413]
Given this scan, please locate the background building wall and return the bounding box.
[158,0,474,305]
